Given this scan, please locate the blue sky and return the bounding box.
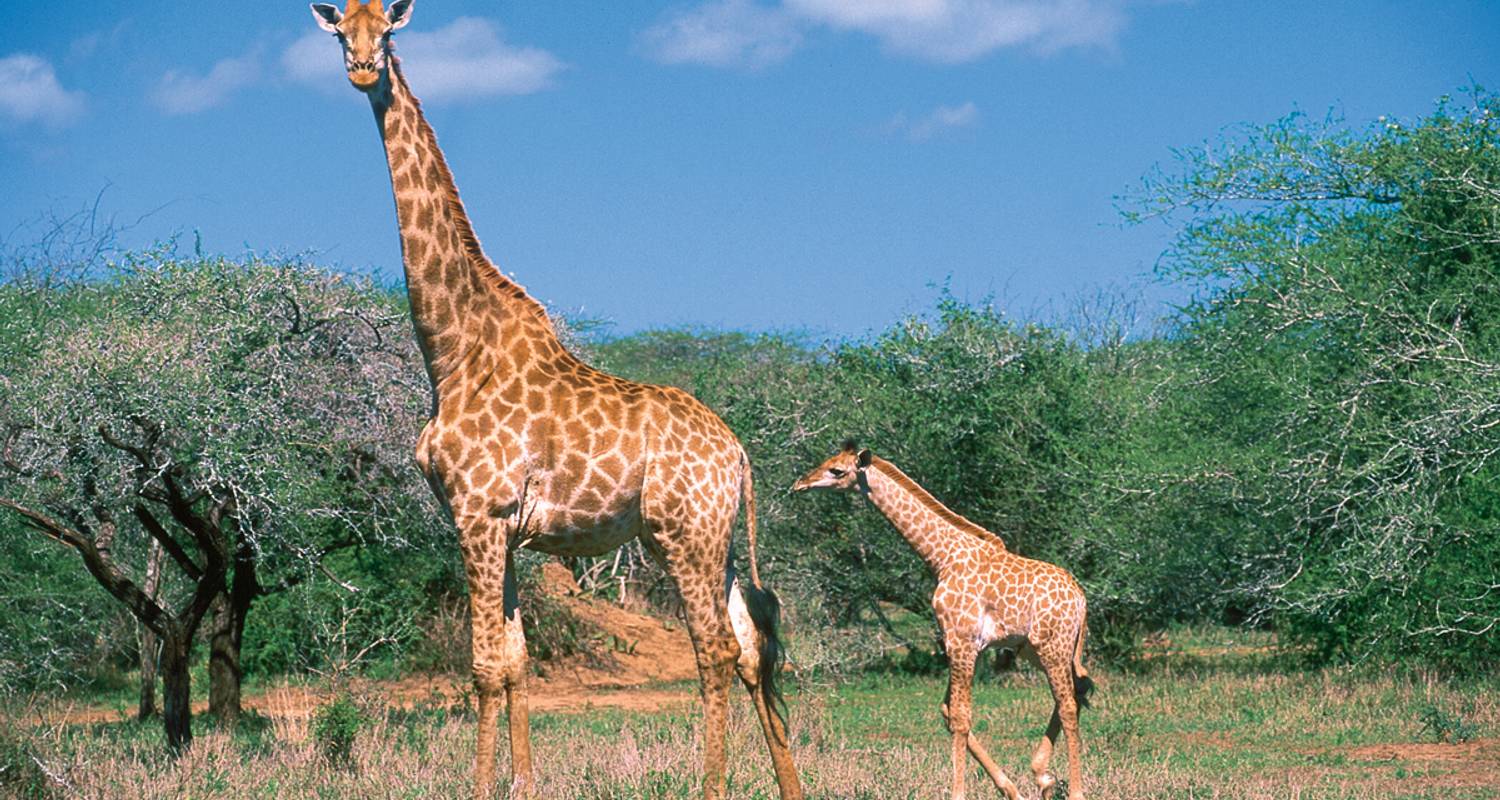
[2,1,1497,337]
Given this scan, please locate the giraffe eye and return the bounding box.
[829,468,845,478]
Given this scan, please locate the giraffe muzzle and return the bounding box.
[348,68,380,88]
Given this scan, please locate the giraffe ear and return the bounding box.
[387,0,415,30]
[310,3,342,33]
[856,449,872,469]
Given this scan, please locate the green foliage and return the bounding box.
[0,518,135,692]
[1419,701,1478,744]
[0,723,57,799]
[6,89,1498,693]
[0,246,454,695]
[1132,87,1500,667]
[312,694,366,769]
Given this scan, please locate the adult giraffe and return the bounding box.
[795,443,1092,800]
[307,3,802,798]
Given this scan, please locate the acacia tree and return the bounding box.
[0,248,437,746]
[1130,89,1500,666]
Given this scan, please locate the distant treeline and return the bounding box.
[2,90,1495,709]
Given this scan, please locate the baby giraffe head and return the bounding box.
[310,0,414,91]
[792,440,872,493]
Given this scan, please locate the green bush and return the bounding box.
[312,693,366,770]
[0,725,56,799]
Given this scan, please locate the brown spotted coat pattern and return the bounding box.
[308,3,802,799]
[794,444,1091,800]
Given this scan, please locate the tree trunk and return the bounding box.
[137,538,164,721]
[207,593,251,722]
[160,631,193,752]
[208,539,257,723]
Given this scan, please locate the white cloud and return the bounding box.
[401,17,564,98]
[793,0,1124,61]
[282,31,341,88]
[150,51,260,115]
[67,20,131,65]
[0,54,85,126]
[642,0,1126,67]
[284,17,564,101]
[888,101,979,140]
[638,0,803,70]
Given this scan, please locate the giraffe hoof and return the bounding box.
[1036,772,1056,800]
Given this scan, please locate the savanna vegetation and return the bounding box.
[1,91,1496,797]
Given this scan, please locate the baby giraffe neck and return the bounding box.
[862,460,975,574]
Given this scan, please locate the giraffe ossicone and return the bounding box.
[307,3,802,798]
[795,442,1092,800]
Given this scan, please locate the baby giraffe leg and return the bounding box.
[964,730,1021,800]
[941,643,981,800]
[1056,684,1084,800]
[1030,707,1062,800]
[1035,647,1084,800]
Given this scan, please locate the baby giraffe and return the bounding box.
[794,443,1092,800]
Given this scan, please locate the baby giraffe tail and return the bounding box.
[1073,624,1095,710]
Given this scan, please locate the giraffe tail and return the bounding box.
[739,455,788,723]
[742,455,761,589]
[1073,622,1095,710]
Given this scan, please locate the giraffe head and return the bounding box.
[792,440,872,493]
[309,0,414,91]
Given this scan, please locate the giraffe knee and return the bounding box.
[1057,695,1079,723]
[944,703,971,734]
[1031,740,1055,776]
[473,629,528,691]
[472,661,507,694]
[696,637,739,674]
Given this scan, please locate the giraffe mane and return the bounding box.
[870,457,1008,549]
[389,58,560,336]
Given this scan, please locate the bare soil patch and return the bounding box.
[1340,738,1499,763]
[1285,737,1500,794]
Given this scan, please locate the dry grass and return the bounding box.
[7,655,1498,799]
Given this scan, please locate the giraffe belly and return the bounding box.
[519,499,643,557]
[977,610,1027,650]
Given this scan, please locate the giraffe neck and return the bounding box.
[861,457,1006,574]
[369,60,560,388]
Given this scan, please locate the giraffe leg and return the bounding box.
[964,730,1021,800]
[1030,706,1062,800]
[650,535,739,800]
[1032,645,1083,800]
[730,583,803,800]
[469,543,532,800]
[474,676,502,800]
[941,646,978,800]
[501,549,533,799]
[686,611,738,800]
[942,644,1019,798]
[1055,670,1085,800]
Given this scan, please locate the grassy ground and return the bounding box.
[5,636,1497,799]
